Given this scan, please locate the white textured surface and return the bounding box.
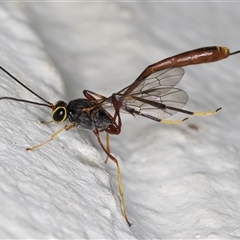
[0,2,240,239]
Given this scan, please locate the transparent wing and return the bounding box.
[85,67,187,120]
[119,67,185,95]
[122,87,189,120]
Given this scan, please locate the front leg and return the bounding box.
[26,122,76,151]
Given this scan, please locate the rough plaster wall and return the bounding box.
[0,2,240,239]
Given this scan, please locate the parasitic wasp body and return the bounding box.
[0,46,240,226]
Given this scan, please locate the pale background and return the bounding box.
[0,2,240,239]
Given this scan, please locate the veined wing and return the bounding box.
[121,87,188,120]
[120,67,185,95]
[84,68,187,119]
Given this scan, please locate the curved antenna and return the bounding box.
[0,97,52,108]
[0,66,53,107]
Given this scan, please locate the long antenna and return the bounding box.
[0,97,51,108]
[0,66,53,107]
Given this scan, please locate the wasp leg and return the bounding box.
[165,106,222,117]
[93,129,131,227]
[104,108,122,164]
[161,118,188,124]
[105,133,110,164]
[191,107,222,116]
[26,123,76,151]
[160,107,221,124]
[83,89,107,100]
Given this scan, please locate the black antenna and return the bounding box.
[0,66,53,108]
[230,50,240,56]
[0,97,51,108]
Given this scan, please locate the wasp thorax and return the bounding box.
[52,100,68,123]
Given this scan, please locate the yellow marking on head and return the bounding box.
[52,106,67,123]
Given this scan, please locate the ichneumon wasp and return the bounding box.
[0,46,240,226]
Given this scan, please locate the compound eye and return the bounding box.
[53,107,67,123]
